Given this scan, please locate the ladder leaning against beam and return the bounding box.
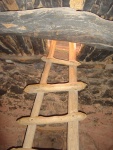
[11,40,87,150]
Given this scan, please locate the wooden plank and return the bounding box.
[0,42,13,54]
[2,0,19,10]
[23,40,56,148]
[70,0,85,10]
[17,112,86,125]
[41,56,81,66]
[16,36,32,55]
[30,37,45,55]
[23,36,34,55]
[24,82,86,93]
[68,43,79,150]
[0,35,19,54]
[0,8,113,50]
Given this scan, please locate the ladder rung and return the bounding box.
[17,112,87,125]
[41,56,81,66]
[24,82,86,93]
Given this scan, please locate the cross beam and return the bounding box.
[0,8,113,50]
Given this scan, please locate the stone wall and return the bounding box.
[0,53,113,150]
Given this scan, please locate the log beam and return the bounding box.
[0,8,113,50]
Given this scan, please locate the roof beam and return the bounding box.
[0,7,113,50]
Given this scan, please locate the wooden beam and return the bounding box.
[17,112,86,125]
[68,43,79,150]
[24,82,86,93]
[70,0,85,10]
[0,8,113,50]
[0,35,19,55]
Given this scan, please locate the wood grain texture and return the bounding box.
[2,0,19,11]
[0,8,113,51]
[70,0,85,10]
[24,82,86,93]
[17,112,87,125]
[68,43,79,150]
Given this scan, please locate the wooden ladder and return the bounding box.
[12,40,87,150]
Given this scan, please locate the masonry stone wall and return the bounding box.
[0,56,113,150]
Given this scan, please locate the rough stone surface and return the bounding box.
[0,50,113,150]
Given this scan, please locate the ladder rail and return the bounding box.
[23,40,56,148]
[68,43,79,150]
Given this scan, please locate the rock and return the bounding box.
[10,86,23,94]
[2,64,15,71]
[102,89,113,98]
[105,64,113,70]
[0,89,7,96]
